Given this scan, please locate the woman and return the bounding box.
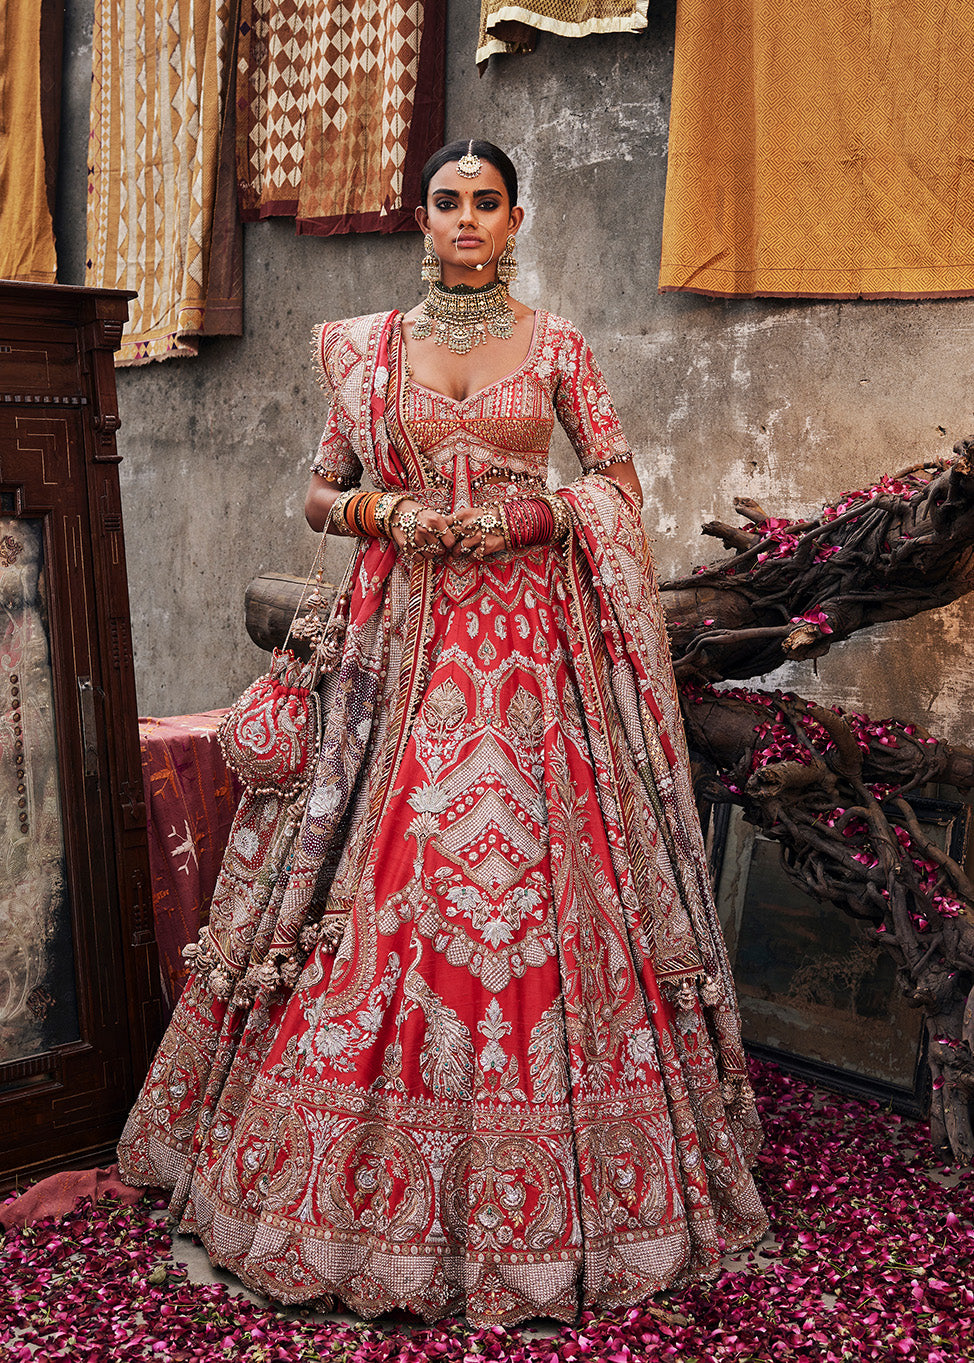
[118,139,768,1326]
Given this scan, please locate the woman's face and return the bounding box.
[416,160,524,285]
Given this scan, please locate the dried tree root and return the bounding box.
[663,447,974,682]
[682,681,974,1163]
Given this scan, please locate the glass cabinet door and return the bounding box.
[0,513,81,1068]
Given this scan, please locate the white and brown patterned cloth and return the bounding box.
[86,0,243,365]
[477,0,649,68]
[237,0,446,235]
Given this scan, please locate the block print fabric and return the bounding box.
[139,712,241,1020]
[86,0,243,364]
[236,0,446,235]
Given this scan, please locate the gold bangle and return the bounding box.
[538,490,571,543]
[497,503,513,554]
[330,489,358,536]
[375,491,410,538]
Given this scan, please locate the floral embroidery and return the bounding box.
[476,998,528,1102]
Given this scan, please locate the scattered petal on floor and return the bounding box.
[1,1060,969,1361]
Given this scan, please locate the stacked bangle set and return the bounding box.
[331,490,411,539]
[329,489,571,557]
[502,493,571,549]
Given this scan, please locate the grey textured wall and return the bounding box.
[59,0,974,742]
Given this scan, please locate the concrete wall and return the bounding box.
[58,0,974,745]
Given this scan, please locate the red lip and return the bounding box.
[456,237,482,247]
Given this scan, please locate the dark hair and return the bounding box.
[419,140,518,207]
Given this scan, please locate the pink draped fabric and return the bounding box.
[0,1166,149,1231]
[139,712,241,1018]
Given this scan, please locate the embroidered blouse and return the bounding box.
[311,310,632,501]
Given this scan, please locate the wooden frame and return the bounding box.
[0,282,161,1186]
[708,797,969,1116]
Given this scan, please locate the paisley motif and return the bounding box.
[317,1121,432,1242]
[441,1135,568,1253]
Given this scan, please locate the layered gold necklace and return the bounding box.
[412,281,516,355]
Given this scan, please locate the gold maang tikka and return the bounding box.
[456,140,482,178]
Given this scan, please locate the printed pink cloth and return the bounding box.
[139,712,241,1019]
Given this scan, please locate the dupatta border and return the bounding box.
[558,476,752,1093]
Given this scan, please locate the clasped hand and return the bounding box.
[391,503,505,560]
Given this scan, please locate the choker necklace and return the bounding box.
[412,280,515,355]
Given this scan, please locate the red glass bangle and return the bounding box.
[504,497,556,550]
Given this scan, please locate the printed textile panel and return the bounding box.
[86,0,242,364]
[659,0,974,298]
[477,0,648,66]
[237,0,445,235]
[139,712,242,1021]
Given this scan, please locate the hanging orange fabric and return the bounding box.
[659,1,974,299]
[0,0,61,283]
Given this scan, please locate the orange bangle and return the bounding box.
[361,493,381,538]
[335,491,381,537]
[361,492,381,536]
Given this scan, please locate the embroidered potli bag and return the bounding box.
[217,546,332,799]
[183,534,356,1005]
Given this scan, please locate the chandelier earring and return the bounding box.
[421,233,440,284]
[497,234,518,286]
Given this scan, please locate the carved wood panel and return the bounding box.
[0,283,161,1182]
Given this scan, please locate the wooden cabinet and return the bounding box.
[0,281,161,1183]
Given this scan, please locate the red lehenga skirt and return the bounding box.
[119,539,767,1326]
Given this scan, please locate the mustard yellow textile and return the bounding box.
[660,1,974,298]
[477,0,648,67]
[0,0,58,283]
[86,0,242,364]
